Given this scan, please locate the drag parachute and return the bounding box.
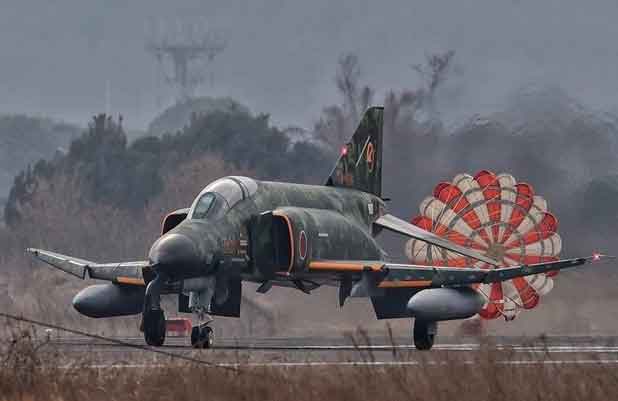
[405,170,561,320]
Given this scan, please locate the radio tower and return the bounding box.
[147,19,226,101]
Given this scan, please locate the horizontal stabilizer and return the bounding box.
[374,214,501,267]
[26,248,148,285]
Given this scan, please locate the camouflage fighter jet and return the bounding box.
[27,107,611,350]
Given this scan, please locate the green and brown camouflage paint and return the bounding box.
[326,106,383,197]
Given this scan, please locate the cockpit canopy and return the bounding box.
[189,176,257,220]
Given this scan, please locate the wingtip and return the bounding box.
[591,253,616,262]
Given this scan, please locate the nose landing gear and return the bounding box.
[188,284,216,349]
[191,323,214,348]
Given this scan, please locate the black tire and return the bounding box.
[191,325,214,349]
[413,320,436,351]
[201,326,214,349]
[191,326,200,348]
[144,309,166,347]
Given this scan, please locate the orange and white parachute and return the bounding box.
[405,170,561,321]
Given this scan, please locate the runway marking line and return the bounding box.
[48,341,618,354]
[70,359,618,370]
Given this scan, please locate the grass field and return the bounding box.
[1,327,617,401]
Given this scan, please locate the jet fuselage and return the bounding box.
[150,178,386,284]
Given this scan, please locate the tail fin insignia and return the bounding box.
[325,106,384,197]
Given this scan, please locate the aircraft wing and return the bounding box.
[27,248,147,286]
[374,213,501,267]
[308,255,612,289]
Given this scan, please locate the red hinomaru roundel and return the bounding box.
[298,230,308,260]
[405,170,561,321]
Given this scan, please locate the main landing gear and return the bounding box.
[413,319,437,351]
[143,309,166,346]
[143,275,167,346]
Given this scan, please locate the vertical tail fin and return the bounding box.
[325,106,384,197]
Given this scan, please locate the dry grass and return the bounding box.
[1,326,618,401]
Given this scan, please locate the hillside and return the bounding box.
[147,97,250,137]
[4,106,331,226]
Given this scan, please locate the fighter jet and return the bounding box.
[27,107,611,350]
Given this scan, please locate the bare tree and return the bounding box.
[412,50,455,109]
[314,53,374,147]
[383,50,455,134]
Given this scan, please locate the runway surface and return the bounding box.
[46,335,618,351]
[41,335,618,368]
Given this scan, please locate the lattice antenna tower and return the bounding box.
[147,18,226,101]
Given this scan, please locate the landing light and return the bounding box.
[592,252,602,261]
[341,146,348,156]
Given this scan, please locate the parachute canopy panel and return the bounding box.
[405,170,561,321]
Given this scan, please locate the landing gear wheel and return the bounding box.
[191,325,214,349]
[144,309,166,347]
[413,320,437,351]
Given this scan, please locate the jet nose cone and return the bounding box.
[149,233,200,274]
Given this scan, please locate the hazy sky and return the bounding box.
[1,0,618,129]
